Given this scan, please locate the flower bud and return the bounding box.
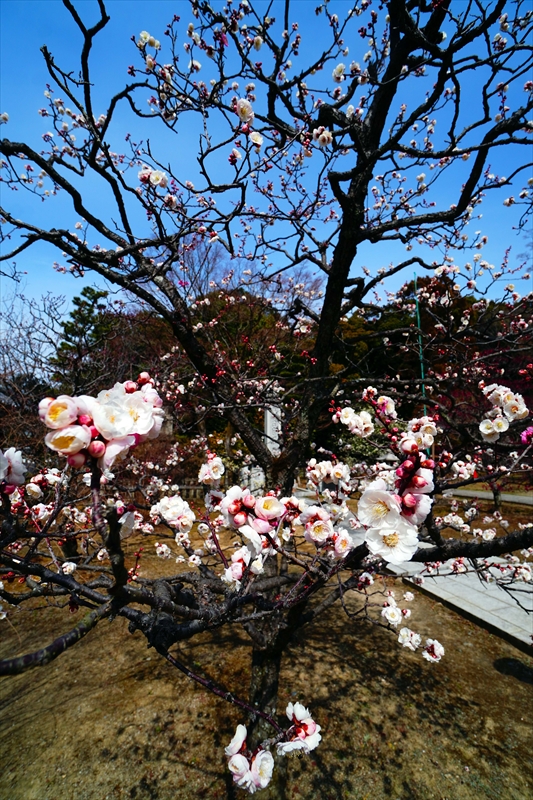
[124,380,138,393]
[67,452,88,468]
[228,500,241,515]
[88,440,106,458]
[233,511,248,527]
[402,493,418,509]
[78,414,92,425]
[420,458,435,469]
[403,459,415,471]
[411,475,428,489]
[242,494,256,509]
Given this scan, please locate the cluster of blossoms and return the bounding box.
[333,406,374,438]
[450,459,477,480]
[478,383,529,442]
[218,488,298,582]
[312,126,333,147]
[404,416,439,450]
[151,494,195,534]
[198,453,225,484]
[138,165,169,190]
[225,724,274,793]
[356,452,434,565]
[305,458,351,491]
[225,702,321,793]
[39,373,164,469]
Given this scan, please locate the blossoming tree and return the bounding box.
[1,0,533,794]
[1,0,532,488]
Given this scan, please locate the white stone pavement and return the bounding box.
[450,488,533,506]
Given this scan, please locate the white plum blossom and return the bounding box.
[250,750,274,792]
[376,395,397,418]
[249,131,263,148]
[0,448,27,486]
[45,425,92,455]
[198,455,225,484]
[236,98,254,123]
[155,542,172,559]
[382,605,403,626]
[357,480,402,527]
[334,530,355,558]
[422,638,445,662]
[61,561,77,575]
[365,518,419,565]
[332,63,346,82]
[40,395,79,429]
[479,419,499,442]
[25,482,43,499]
[149,170,168,188]
[228,754,254,791]
[398,627,422,651]
[312,126,333,147]
[151,495,195,532]
[254,495,285,521]
[401,492,433,526]
[277,702,322,756]
[335,407,374,437]
[225,724,247,756]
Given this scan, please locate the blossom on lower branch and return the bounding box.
[422,638,445,662]
[225,725,274,793]
[225,703,321,792]
[277,702,322,755]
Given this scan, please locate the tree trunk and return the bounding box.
[490,481,502,512]
[247,643,288,800]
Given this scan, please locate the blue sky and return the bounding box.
[1,0,532,310]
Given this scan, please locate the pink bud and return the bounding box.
[78,414,92,425]
[228,500,241,515]
[2,484,17,495]
[88,440,106,458]
[396,466,406,478]
[420,458,435,469]
[403,459,415,471]
[89,426,100,438]
[233,511,247,527]
[242,494,256,509]
[411,476,428,489]
[402,493,418,509]
[124,380,137,393]
[137,371,151,385]
[67,452,88,468]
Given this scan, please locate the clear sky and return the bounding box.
[1,0,532,310]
